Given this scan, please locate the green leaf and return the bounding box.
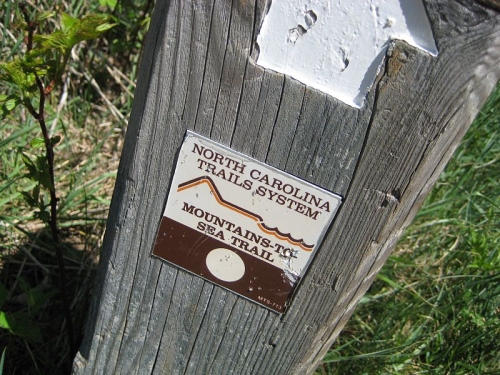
[99,0,117,9]
[21,153,37,178]
[95,22,115,33]
[21,184,41,208]
[20,153,54,190]
[66,14,115,45]
[30,137,45,149]
[35,155,53,190]
[0,312,11,332]
[0,311,42,342]
[33,32,72,51]
[35,210,50,224]
[22,52,51,77]
[33,184,40,203]
[32,13,115,55]
[4,99,17,111]
[36,10,56,22]
[0,59,38,93]
[60,12,78,32]
[21,191,37,208]
[0,95,20,119]
[50,135,61,146]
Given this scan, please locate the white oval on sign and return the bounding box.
[206,248,245,282]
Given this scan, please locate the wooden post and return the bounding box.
[73,1,500,373]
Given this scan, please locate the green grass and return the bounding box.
[316,87,500,374]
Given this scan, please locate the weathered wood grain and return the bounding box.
[73,0,500,374]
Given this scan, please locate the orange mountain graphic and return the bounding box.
[177,176,315,251]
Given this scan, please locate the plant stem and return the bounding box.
[20,2,76,357]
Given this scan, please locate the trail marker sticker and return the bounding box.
[152,131,342,313]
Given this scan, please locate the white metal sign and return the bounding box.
[153,131,342,313]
